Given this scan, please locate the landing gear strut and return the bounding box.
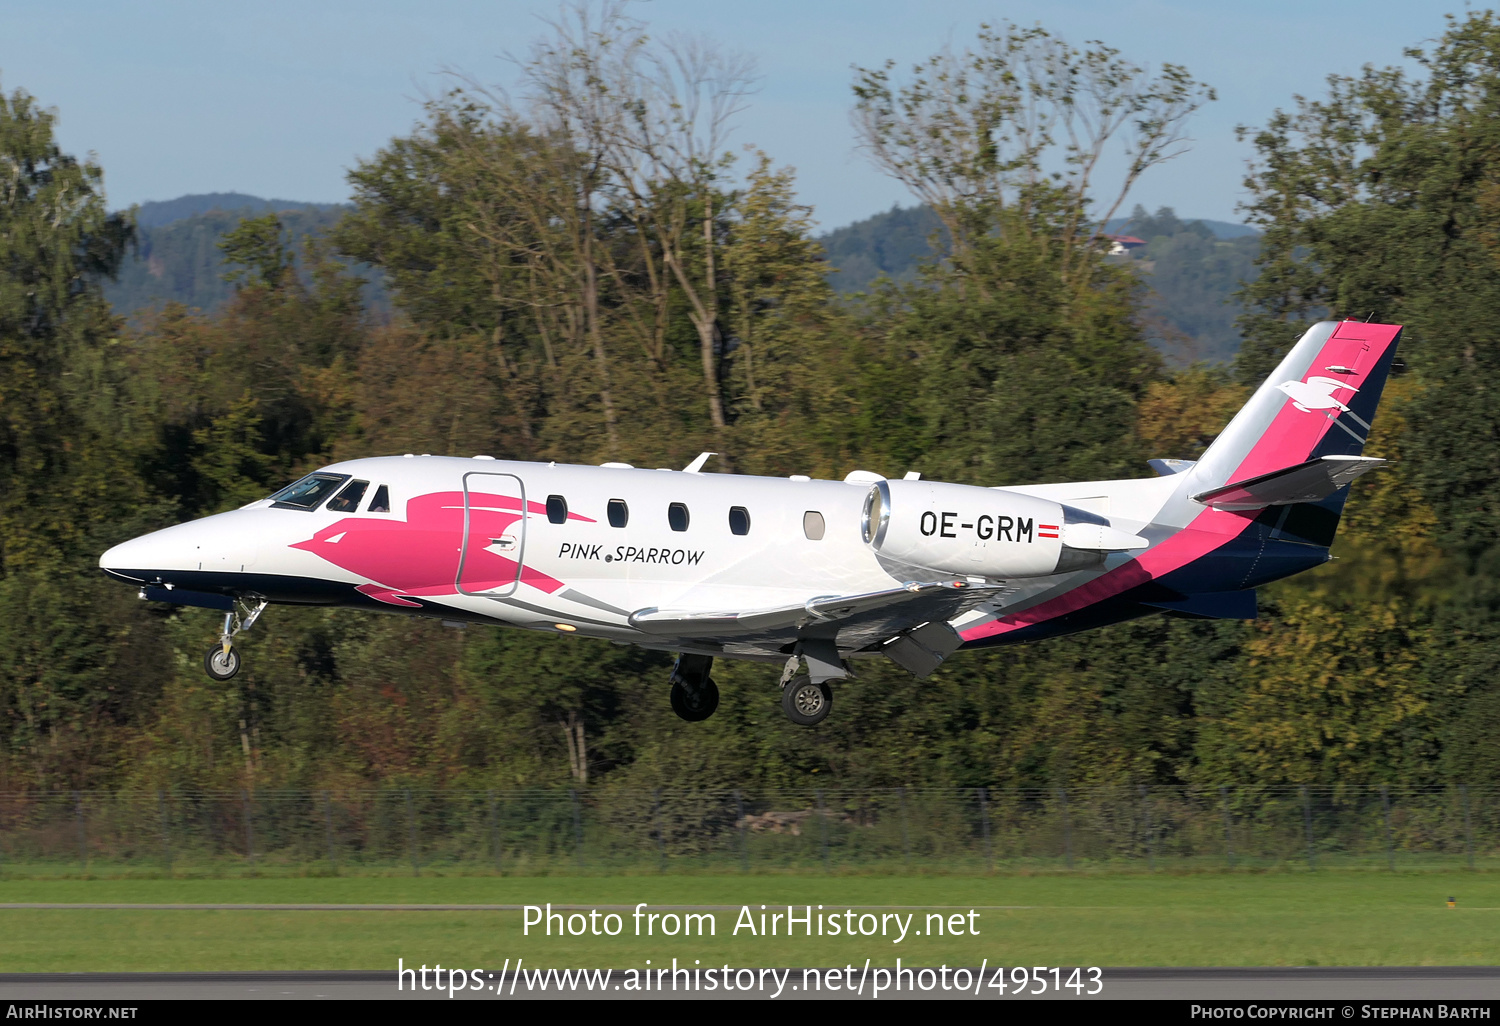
[203,596,268,682]
[669,653,719,722]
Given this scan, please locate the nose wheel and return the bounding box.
[204,644,242,680]
[202,597,267,681]
[670,677,719,721]
[668,653,719,721]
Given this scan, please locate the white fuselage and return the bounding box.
[95,320,1406,709]
[102,455,944,660]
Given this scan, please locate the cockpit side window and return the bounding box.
[326,480,369,513]
[269,473,349,510]
[368,484,391,513]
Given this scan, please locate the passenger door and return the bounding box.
[457,472,527,597]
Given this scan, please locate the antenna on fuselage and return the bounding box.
[682,452,716,474]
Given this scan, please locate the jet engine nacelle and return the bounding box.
[862,479,1145,579]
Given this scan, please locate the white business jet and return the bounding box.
[101,321,1400,726]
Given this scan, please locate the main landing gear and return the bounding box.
[669,653,720,722]
[665,645,845,727]
[782,675,833,726]
[777,647,839,727]
[203,597,269,682]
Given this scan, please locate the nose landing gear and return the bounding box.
[203,597,268,682]
[668,653,720,722]
[204,645,241,680]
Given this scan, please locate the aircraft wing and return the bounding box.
[1191,455,1386,511]
[628,580,1005,640]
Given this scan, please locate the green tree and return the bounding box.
[0,85,135,569]
[219,214,292,289]
[1234,11,1500,786]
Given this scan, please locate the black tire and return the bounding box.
[782,674,832,726]
[670,677,719,722]
[204,644,241,681]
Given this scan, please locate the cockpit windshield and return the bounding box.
[268,473,350,510]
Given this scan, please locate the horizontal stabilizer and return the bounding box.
[1191,455,1386,511]
[1148,458,1197,477]
[141,586,234,611]
[630,581,1004,638]
[1140,590,1257,620]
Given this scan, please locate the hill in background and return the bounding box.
[133,192,346,228]
[104,195,377,318]
[105,194,1258,362]
[817,203,1260,363]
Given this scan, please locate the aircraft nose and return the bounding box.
[100,514,263,583]
[99,534,162,582]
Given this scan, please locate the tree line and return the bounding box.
[0,6,1495,797]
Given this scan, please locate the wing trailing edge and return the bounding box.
[629,580,1004,638]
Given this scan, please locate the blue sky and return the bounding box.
[3,0,1452,229]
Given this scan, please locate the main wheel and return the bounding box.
[670,677,719,722]
[204,644,241,681]
[782,674,832,726]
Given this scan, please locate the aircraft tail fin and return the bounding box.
[1189,320,1402,496]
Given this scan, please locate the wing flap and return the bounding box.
[1191,455,1385,511]
[630,580,1002,638]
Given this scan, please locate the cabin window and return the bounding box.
[607,498,629,528]
[326,480,369,513]
[728,506,751,536]
[268,473,349,510]
[668,502,690,532]
[368,484,391,513]
[803,510,826,540]
[546,494,568,525]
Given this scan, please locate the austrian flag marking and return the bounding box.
[1038,523,1060,539]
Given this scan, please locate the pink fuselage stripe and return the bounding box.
[959,323,1399,643]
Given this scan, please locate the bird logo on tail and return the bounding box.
[1277,375,1359,413]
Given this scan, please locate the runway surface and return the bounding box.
[1,967,1497,1000]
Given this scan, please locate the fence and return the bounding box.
[0,785,1496,876]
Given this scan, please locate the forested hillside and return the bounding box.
[820,203,1259,363]
[1,12,1496,797]
[113,196,1255,363]
[102,199,384,319]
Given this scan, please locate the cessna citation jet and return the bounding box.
[100,320,1400,727]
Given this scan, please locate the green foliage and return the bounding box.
[858,203,1161,486]
[219,214,293,289]
[5,14,1500,805]
[0,85,136,572]
[818,202,1261,366]
[820,204,942,293]
[103,204,383,320]
[1123,206,1262,363]
[1233,10,1500,790]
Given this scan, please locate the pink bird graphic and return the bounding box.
[290,491,587,606]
